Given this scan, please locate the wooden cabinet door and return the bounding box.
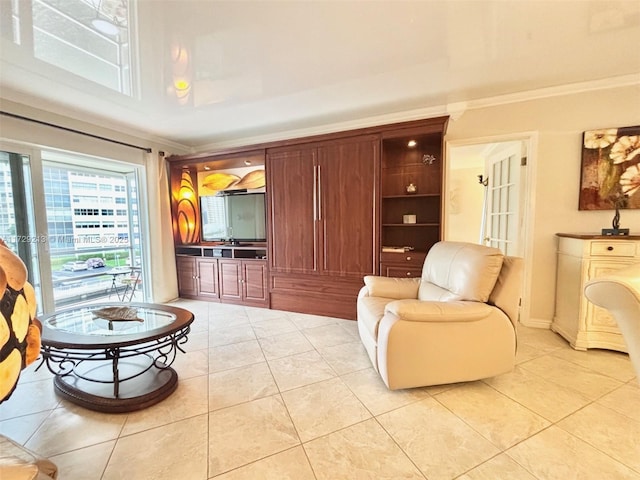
[317,136,379,277]
[176,256,197,297]
[267,147,318,274]
[218,259,242,301]
[242,260,268,304]
[197,258,218,298]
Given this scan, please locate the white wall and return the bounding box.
[446,164,484,244]
[447,83,640,325]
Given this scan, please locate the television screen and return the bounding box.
[201,193,266,242]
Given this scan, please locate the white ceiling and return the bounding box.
[1,0,639,151]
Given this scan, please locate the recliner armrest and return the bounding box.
[363,276,420,299]
[385,299,495,322]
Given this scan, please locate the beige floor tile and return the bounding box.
[251,317,299,338]
[208,339,265,373]
[317,341,371,375]
[514,342,547,364]
[0,411,50,445]
[282,377,370,442]
[49,440,115,480]
[208,362,278,411]
[507,426,639,480]
[181,331,210,352]
[550,348,636,382]
[208,314,251,329]
[208,395,300,477]
[519,354,623,399]
[17,361,56,384]
[103,414,208,480]
[258,331,315,360]
[597,382,640,422]
[121,375,209,436]
[24,404,127,457]
[268,350,336,391]
[304,418,425,479]
[484,365,592,422]
[214,446,315,480]
[289,313,340,329]
[341,368,430,416]
[245,306,290,323]
[457,453,537,480]
[172,348,209,379]
[558,402,640,472]
[302,323,358,349]
[0,378,59,420]
[378,397,500,480]
[338,319,360,338]
[517,326,569,351]
[435,382,549,450]
[208,323,256,347]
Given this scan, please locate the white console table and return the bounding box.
[552,233,640,352]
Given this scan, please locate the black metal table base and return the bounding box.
[52,358,178,413]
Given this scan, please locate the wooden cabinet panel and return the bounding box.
[197,258,218,298]
[243,261,268,304]
[317,136,379,277]
[267,147,317,274]
[176,256,197,297]
[219,259,242,301]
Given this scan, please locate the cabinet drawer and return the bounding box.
[380,251,426,266]
[382,265,423,278]
[590,241,636,257]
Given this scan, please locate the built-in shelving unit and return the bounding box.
[380,126,445,277]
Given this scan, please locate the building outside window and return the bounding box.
[0,146,147,312]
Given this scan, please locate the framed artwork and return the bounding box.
[579,125,640,210]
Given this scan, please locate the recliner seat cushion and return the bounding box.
[419,241,504,302]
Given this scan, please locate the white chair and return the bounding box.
[584,263,640,382]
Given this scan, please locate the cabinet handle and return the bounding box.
[406,256,411,261]
[607,246,614,251]
[317,164,322,220]
[313,165,318,221]
[406,272,411,276]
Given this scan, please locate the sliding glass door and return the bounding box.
[0,144,147,313]
[42,157,145,308]
[0,149,42,308]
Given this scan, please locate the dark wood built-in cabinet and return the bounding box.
[267,135,379,318]
[379,127,445,277]
[168,116,448,318]
[175,246,268,307]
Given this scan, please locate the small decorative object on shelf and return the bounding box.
[422,154,436,165]
[403,214,417,224]
[602,194,630,236]
[406,183,417,194]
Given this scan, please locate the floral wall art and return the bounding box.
[579,125,640,210]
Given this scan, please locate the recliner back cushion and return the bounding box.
[419,242,504,302]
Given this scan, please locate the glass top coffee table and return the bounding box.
[38,303,194,413]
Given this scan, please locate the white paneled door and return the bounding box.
[483,142,525,256]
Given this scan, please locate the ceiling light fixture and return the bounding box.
[407,140,417,148]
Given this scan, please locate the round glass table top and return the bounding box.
[44,306,176,336]
[39,303,194,348]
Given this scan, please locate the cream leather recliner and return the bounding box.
[357,241,523,390]
[584,263,640,383]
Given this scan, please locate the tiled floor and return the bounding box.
[2,299,639,479]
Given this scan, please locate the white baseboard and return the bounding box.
[520,317,552,329]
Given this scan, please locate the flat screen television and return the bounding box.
[200,192,266,243]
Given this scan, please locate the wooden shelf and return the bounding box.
[382,194,440,199]
[382,223,439,227]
